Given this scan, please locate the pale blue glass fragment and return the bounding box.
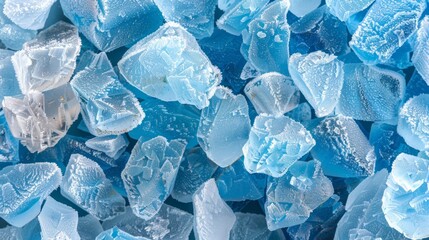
[78,214,103,240]
[335,169,406,240]
[216,0,269,36]
[289,0,321,17]
[128,97,200,148]
[153,0,216,39]
[102,205,193,240]
[0,112,19,163]
[197,87,251,167]
[286,103,312,123]
[193,179,236,240]
[244,72,300,116]
[0,162,61,227]
[0,50,21,102]
[265,160,334,230]
[412,16,429,85]
[171,147,218,203]
[350,0,426,64]
[398,94,429,151]
[230,213,272,240]
[309,115,375,178]
[241,0,290,75]
[243,114,315,177]
[122,136,186,220]
[85,135,129,160]
[71,51,144,136]
[326,0,375,21]
[38,197,80,240]
[60,0,164,52]
[96,227,150,240]
[61,154,125,220]
[3,0,56,30]
[289,51,344,117]
[336,64,405,122]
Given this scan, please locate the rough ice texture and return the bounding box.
[0,112,19,163]
[78,214,103,240]
[241,0,290,75]
[335,169,406,240]
[128,97,200,148]
[0,163,61,227]
[12,21,81,94]
[154,0,216,39]
[172,147,218,203]
[336,64,406,122]
[3,0,56,30]
[412,16,429,85]
[122,136,186,220]
[197,87,250,167]
[243,114,315,177]
[119,22,221,110]
[309,115,375,178]
[38,197,80,240]
[60,0,163,52]
[265,160,334,230]
[96,226,149,240]
[350,0,426,64]
[230,213,272,240]
[382,153,429,239]
[289,0,321,17]
[193,179,236,240]
[85,135,129,160]
[2,83,80,153]
[398,94,429,151]
[102,205,193,240]
[71,51,144,136]
[289,51,344,117]
[0,50,21,102]
[244,72,300,116]
[61,154,125,220]
[326,0,375,21]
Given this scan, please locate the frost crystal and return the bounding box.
[3,0,56,30]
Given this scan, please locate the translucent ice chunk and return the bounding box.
[0,112,19,163]
[0,225,24,240]
[265,160,334,230]
[38,197,79,240]
[230,213,272,240]
[244,72,300,116]
[71,51,144,136]
[217,0,240,11]
[3,0,56,30]
[412,16,429,85]
[336,64,406,122]
[289,51,344,117]
[350,0,426,64]
[309,115,375,178]
[171,147,218,203]
[398,94,429,151]
[96,226,149,240]
[78,215,103,240]
[102,205,193,240]
[0,50,21,102]
[335,169,406,240]
[122,136,186,220]
[85,135,129,160]
[154,0,216,39]
[217,0,269,36]
[193,179,236,240]
[289,0,321,17]
[286,103,312,123]
[326,0,375,21]
[405,71,429,101]
[197,87,251,167]
[243,114,315,177]
[60,0,163,52]
[12,21,81,94]
[0,162,61,227]
[118,22,221,109]
[241,0,290,75]
[2,84,80,153]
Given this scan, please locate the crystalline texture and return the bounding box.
[78,215,103,240]
[336,64,406,122]
[0,112,19,163]
[265,160,334,230]
[96,227,149,240]
[85,135,129,160]
[71,51,144,136]
[193,179,236,240]
[38,197,79,240]
[230,213,272,240]
[197,87,251,167]
[61,154,125,220]
[326,0,375,21]
[119,22,221,110]
[412,16,429,85]
[349,0,426,64]
[0,162,61,227]
[12,21,81,94]
[3,0,56,30]
[289,51,344,117]
[243,114,315,177]
[0,50,21,102]
[244,72,300,116]
[2,83,80,153]
[309,115,375,178]
[122,136,186,220]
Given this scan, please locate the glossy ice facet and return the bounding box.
[286,103,312,123]
[326,0,375,21]
[230,213,272,240]
[78,215,103,240]
[289,0,321,17]
[3,0,56,30]
[0,50,21,102]
[85,135,129,160]
[96,227,149,240]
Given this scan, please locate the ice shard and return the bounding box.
[0,112,19,163]
[96,227,149,240]
[85,135,129,160]
[289,0,321,17]
[230,213,272,240]
[412,16,429,85]
[3,0,56,30]
[78,215,103,240]
[326,0,375,21]
[0,50,21,102]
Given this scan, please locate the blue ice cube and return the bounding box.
[0,50,21,102]
[326,0,375,21]
[78,214,103,240]
[412,16,429,85]
[0,112,19,163]
[197,87,251,167]
[119,22,221,109]
[96,226,149,240]
[265,160,334,230]
[3,0,56,30]
[85,135,129,160]
[122,136,186,220]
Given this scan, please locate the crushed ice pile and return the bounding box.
[1,0,429,239]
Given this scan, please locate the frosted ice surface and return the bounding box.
[289,0,321,17]
[3,0,56,30]
[0,111,19,163]
[0,50,21,102]
[197,87,250,167]
[326,0,375,21]
[78,215,103,240]
[412,16,429,85]
[96,227,149,240]
[230,213,271,240]
[85,135,129,160]
[61,154,125,220]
